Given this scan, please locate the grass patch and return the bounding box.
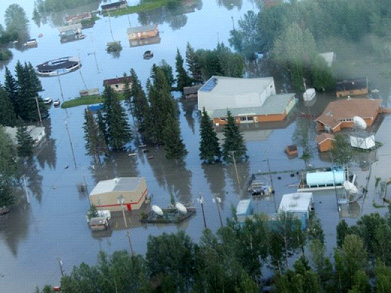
[105,0,170,17]
[61,93,126,109]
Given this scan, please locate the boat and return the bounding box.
[35,56,81,77]
[143,50,153,60]
[53,99,61,107]
[303,88,316,102]
[44,97,52,104]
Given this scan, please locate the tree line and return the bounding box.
[229,0,391,92]
[36,208,391,292]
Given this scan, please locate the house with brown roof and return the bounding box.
[316,98,381,133]
[336,77,368,97]
[316,133,335,152]
[103,76,132,93]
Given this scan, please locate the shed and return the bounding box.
[350,133,375,150]
[236,199,253,223]
[285,145,298,156]
[278,192,313,229]
[306,169,345,188]
[316,133,335,152]
[127,24,159,40]
[89,217,109,231]
[103,76,132,92]
[89,177,147,211]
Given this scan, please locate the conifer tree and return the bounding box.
[186,43,202,82]
[0,85,17,126]
[83,109,107,163]
[129,69,150,133]
[199,108,221,163]
[0,182,14,208]
[4,66,19,117]
[162,115,187,160]
[102,86,132,151]
[16,125,34,158]
[221,110,247,162]
[175,48,192,91]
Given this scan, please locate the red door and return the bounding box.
[127,204,131,211]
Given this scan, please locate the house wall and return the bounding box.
[213,112,286,125]
[128,29,158,40]
[317,115,377,133]
[90,179,147,211]
[336,88,368,97]
[318,139,333,152]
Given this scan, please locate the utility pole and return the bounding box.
[198,193,207,229]
[229,150,240,185]
[265,152,277,213]
[64,121,77,169]
[57,258,64,277]
[117,195,127,228]
[213,194,223,227]
[231,16,235,30]
[35,96,42,126]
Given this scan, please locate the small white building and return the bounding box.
[278,192,313,229]
[236,199,254,223]
[89,177,147,212]
[350,133,376,150]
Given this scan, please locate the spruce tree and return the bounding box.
[4,66,19,117]
[129,69,150,133]
[16,125,35,158]
[175,48,192,91]
[186,43,202,82]
[199,108,221,163]
[221,110,247,162]
[0,85,17,126]
[83,109,108,163]
[162,115,187,160]
[102,86,132,151]
[0,182,14,208]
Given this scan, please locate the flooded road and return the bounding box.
[1,0,391,291]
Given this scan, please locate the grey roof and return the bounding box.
[127,24,157,34]
[211,93,296,118]
[199,75,274,95]
[90,177,144,195]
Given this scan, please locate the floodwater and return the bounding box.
[0,0,391,291]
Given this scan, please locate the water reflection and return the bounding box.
[0,199,30,256]
[226,160,250,198]
[216,0,242,10]
[180,98,197,134]
[90,152,140,183]
[18,159,43,203]
[201,163,226,205]
[137,0,203,30]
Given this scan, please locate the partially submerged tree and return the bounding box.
[199,108,221,163]
[221,110,247,163]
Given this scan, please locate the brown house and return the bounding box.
[316,133,335,152]
[316,98,381,133]
[103,76,132,93]
[336,77,368,97]
[127,24,159,40]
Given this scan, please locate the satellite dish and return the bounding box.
[343,181,358,194]
[353,116,367,130]
[175,202,187,215]
[152,205,163,216]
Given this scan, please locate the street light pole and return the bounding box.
[229,150,240,185]
[198,193,207,229]
[117,195,127,228]
[57,258,64,277]
[213,194,223,227]
[35,96,42,125]
[126,230,134,255]
[265,153,277,213]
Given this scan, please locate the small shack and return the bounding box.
[89,177,147,212]
[103,76,132,92]
[336,77,368,97]
[316,133,335,152]
[89,217,109,231]
[285,145,298,157]
[183,84,202,99]
[350,133,375,150]
[236,199,253,223]
[101,0,127,13]
[278,192,313,229]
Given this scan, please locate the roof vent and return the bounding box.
[293,193,300,199]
